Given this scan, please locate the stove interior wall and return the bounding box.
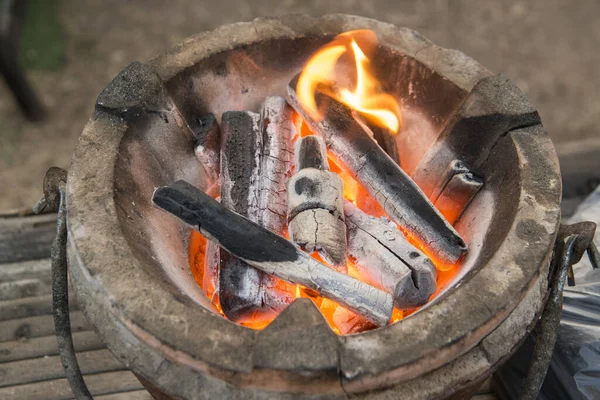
[371,49,467,174]
[164,37,467,174]
[113,112,216,311]
[430,134,521,302]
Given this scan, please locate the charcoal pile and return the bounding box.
[153,29,484,334]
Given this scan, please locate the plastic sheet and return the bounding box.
[495,186,600,399]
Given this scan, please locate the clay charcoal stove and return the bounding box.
[64,14,569,400]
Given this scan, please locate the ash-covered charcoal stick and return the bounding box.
[287,77,468,265]
[344,201,437,309]
[219,111,265,320]
[288,136,347,270]
[434,172,483,225]
[194,113,221,188]
[219,104,296,321]
[153,180,394,326]
[250,97,297,232]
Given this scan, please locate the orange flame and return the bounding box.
[296,29,402,134]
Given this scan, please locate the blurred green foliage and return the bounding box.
[18,0,65,70]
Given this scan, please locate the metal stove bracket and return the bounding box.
[520,221,598,400]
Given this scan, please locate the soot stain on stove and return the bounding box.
[512,219,551,274]
[215,62,228,77]
[515,219,547,243]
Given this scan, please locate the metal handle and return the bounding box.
[520,222,598,400]
[35,167,93,400]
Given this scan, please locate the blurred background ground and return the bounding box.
[0,0,599,210]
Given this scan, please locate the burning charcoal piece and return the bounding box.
[344,201,437,309]
[251,96,297,233]
[369,124,400,166]
[194,113,221,186]
[411,74,540,198]
[203,240,220,301]
[295,135,328,170]
[434,172,484,225]
[219,103,296,322]
[153,180,394,326]
[332,306,377,335]
[429,160,470,204]
[288,136,347,270]
[287,78,467,265]
[218,253,262,319]
[219,111,264,320]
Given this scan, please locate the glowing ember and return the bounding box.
[296,29,402,134]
